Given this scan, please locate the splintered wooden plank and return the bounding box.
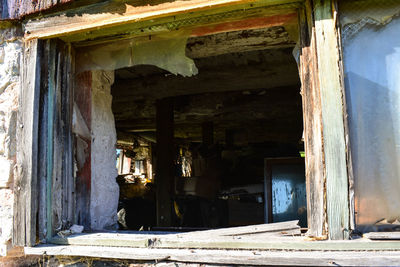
[49,231,400,251]
[298,0,326,238]
[50,232,151,247]
[13,39,41,247]
[313,0,349,240]
[176,220,300,237]
[364,232,400,240]
[26,244,400,266]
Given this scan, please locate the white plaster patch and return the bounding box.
[90,70,119,230]
[0,189,13,245]
[0,157,13,187]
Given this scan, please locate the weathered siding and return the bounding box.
[1,0,75,20]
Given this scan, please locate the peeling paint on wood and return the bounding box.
[13,39,41,246]
[296,1,326,238]
[313,0,349,240]
[23,0,303,41]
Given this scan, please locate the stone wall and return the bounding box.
[0,22,22,256]
[90,70,119,230]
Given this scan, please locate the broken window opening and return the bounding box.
[71,24,307,237]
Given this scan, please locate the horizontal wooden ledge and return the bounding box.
[25,245,400,266]
[48,232,400,251]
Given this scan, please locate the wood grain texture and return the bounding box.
[313,0,349,240]
[25,245,400,266]
[50,39,75,235]
[0,0,75,20]
[298,0,326,238]
[49,232,400,251]
[334,0,355,232]
[364,232,400,240]
[23,0,302,41]
[37,40,50,243]
[13,39,41,246]
[176,220,300,237]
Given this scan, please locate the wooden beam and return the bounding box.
[299,0,351,240]
[13,39,41,246]
[155,98,174,227]
[190,13,297,37]
[364,232,400,240]
[48,232,400,251]
[298,1,326,238]
[177,220,300,237]
[26,245,400,266]
[313,0,349,240]
[49,39,75,236]
[186,26,295,59]
[23,0,302,41]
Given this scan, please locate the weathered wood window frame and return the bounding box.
[14,0,354,247]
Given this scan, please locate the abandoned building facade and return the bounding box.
[0,0,400,265]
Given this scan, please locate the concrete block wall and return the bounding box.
[0,23,22,256]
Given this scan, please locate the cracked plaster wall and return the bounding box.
[90,70,119,230]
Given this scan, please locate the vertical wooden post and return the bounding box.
[13,39,41,246]
[299,0,327,239]
[156,98,174,227]
[314,0,349,240]
[300,0,350,240]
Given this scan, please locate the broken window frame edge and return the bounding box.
[14,0,357,249]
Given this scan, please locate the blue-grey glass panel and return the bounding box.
[343,16,400,228]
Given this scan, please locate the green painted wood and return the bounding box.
[313,0,349,240]
[46,40,56,240]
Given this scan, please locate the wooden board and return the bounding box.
[313,0,350,240]
[47,230,400,251]
[37,40,50,243]
[50,39,75,235]
[177,220,300,237]
[23,0,302,42]
[25,245,400,266]
[298,0,326,239]
[13,39,41,247]
[364,232,400,240]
